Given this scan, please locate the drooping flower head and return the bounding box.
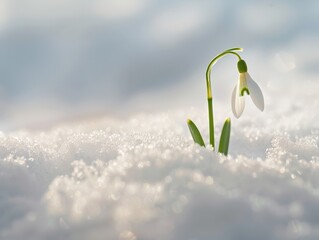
[231,60,264,118]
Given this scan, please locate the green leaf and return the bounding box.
[218,118,231,156]
[187,119,205,147]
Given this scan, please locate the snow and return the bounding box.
[1,88,319,240]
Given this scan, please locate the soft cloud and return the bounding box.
[147,4,206,45]
[239,2,293,36]
[4,0,149,25]
[0,0,9,30]
[93,0,149,21]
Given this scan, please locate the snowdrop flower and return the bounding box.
[231,60,264,118]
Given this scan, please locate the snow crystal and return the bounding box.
[0,99,318,240]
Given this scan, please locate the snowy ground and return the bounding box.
[1,76,319,240]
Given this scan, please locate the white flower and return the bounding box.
[231,60,264,118]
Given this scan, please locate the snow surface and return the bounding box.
[1,84,319,240]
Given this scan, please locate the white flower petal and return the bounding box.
[231,84,245,118]
[246,73,264,111]
[231,84,237,114]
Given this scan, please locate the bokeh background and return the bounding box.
[0,0,318,130]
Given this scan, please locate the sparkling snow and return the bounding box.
[1,86,319,239]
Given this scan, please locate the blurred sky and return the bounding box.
[0,0,318,130]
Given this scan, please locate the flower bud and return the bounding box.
[237,59,248,73]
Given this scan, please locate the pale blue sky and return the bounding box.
[0,0,318,129]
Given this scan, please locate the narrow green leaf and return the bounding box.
[187,119,205,147]
[218,118,231,156]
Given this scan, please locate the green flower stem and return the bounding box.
[208,98,214,147]
[205,48,242,148]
